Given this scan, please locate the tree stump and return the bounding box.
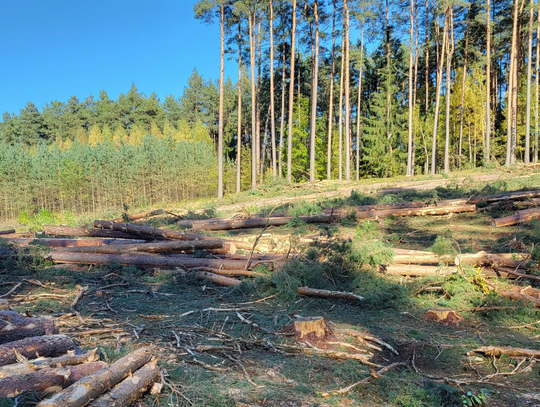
[423,308,462,327]
[293,316,329,340]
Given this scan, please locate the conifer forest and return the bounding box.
[0,0,539,215]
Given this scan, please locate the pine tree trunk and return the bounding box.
[287,0,297,183]
[257,17,263,181]
[236,21,243,193]
[535,3,540,162]
[270,0,277,177]
[444,7,454,174]
[424,0,430,115]
[327,0,337,180]
[310,2,320,183]
[279,43,287,176]
[407,0,415,176]
[248,7,257,187]
[485,0,491,163]
[431,8,448,174]
[458,8,470,169]
[356,23,364,180]
[525,0,534,164]
[217,1,225,199]
[506,0,522,166]
[344,0,351,180]
[338,23,345,181]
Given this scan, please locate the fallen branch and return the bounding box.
[296,287,364,301]
[468,346,540,358]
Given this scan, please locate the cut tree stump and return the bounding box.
[292,317,328,340]
[296,287,364,301]
[491,208,540,227]
[0,310,59,344]
[88,359,159,407]
[0,349,99,378]
[0,335,75,366]
[37,347,153,407]
[423,308,462,327]
[0,361,108,398]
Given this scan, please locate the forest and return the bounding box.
[0,0,539,218]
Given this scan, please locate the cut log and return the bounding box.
[37,347,153,407]
[468,346,540,358]
[296,287,364,301]
[468,189,540,204]
[93,220,213,241]
[354,203,477,219]
[495,289,540,307]
[177,214,339,231]
[0,335,75,366]
[292,316,328,339]
[44,226,158,240]
[0,311,58,344]
[49,252,254,270]
[0,349,99,378]
[323,198,470,216]
[110,209,165,223]
[392,250,454,265]
[455,251,530,269]
[0,361,107,398]
[176,270,241,287]
[491,208,540,227]
[189,267,259,277]
[2,238,147,248]
[0,229,15,235]
[378,264,457,276]
[60,239,225,255]
[88,359,159,407]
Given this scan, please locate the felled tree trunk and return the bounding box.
[354,203,476,219]
[93,220,213,241]
[0,229,15,235]
[297,287,364,301]
[378,264,457,276]
[49,252,253,271]
[88,359,159,407]
[61,239,225,254]
[110,209,164,223]
[177,214,339,231]
[176,270,241,287]
[468,189,540,204]
[323,198,470,216]
[44,226,155,240]
[37,347,153,407]
[491,208,540,227]
[0,335,75,366]
[0,361,107,398]
[468,346,540,358]
[0,311,58,344]
[0,349,99,378]
[2,238,147,248]
[455,251,529,269]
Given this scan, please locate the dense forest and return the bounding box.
[0,0,539,218]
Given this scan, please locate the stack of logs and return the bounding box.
[0,306,159,405]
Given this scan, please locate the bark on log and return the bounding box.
[323,198,469,216]
[110,209,165,223]
[189,267,258,277]
[2,238,147,248]
[296,287,364,301]
[60,239,225,255]
[468,346,540,358]
[93,220,213,241]
[455,251,530,269]
[177,214,339,231]
[491,208,540,227]
[378,264,458,276]
[49,252,253,270]
[392,253,454,265]
[468,189,540,204]
[0,311,59,344]
[354,203,476,219]
[495,289,540,307]
[176,270,241,287]
[88,359,159,407]
[37,347,153,407]
[44,226,158,240]
[0,349,99,378]
[0,335,75,366]
[0,229,16,235]
[0,361,108,398]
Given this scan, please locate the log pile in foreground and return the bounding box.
[0,309,160,405]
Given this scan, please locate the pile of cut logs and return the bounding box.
[0,305,159,405]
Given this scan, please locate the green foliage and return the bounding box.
[431,236,457,256]
[461,389,489,406]
[349,222,394,268]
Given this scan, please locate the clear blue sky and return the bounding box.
[0,0,225,116]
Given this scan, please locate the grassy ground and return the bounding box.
[2,167,540,406]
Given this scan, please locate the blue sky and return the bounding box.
[0,0,226,115]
